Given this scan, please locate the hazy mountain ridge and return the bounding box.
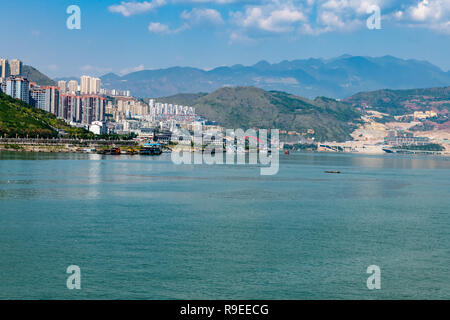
[100,55,450,99]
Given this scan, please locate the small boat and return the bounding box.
[139,143,162,155]
[110,147,121,155]
[98,147,121,155]
[126,148,138,155]
[325,170,341,174]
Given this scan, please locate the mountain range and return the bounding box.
[157,84,449,141]
[158,86,362,142]
[98,55,450,99]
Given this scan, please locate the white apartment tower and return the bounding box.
[58,80,67,94]
[80,76,101,94]
[80,75,91,94]
[90,77,101,94]
[68,80,78,93]
[10,59,23,76]
[0,58,10,79]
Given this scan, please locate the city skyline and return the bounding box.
[0,0,449,78]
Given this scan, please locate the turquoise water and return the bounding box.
[0,151,449,299]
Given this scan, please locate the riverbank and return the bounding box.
[1,138,449,156]
[0,138,138,154]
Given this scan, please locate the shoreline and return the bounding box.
[1,145,449,157]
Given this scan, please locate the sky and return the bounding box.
[0,0,449,78]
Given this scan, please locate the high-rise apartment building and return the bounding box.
[0,58,10,79]
[10,59,23,76]
[30,87,47,110]
[81,96,106,124]
[42,86,60,116]
[80,76,101,94]
[58,81,67,94]
[68,80,78,93]
[6,77,29,103]
[81,76,91,94]
[60,94,82,122]
[90,77,101,94]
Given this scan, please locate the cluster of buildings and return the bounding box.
[101,88,131,97]
[105,98,197,136]
[106,98,197,122]
[150,100,195,117]
[1,58,107,133]
[1,58,200,138]
[393,110,439,121]
[384,130,430,146]
[1,58,27,102]
[1,58,22,78]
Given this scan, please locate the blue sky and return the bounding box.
[0,0,449,78]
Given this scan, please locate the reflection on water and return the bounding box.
[0,151,449,299]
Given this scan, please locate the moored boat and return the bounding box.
[139,143,162,155]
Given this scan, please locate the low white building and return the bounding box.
[88,121,107,135]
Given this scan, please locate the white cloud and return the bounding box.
[410,0,444,21]
[228,31,257,44]
[109,0,167,17]
[320,0,386,15]
[148,22,189,34]
[175,0,237,3]
[232,3,307,33]
[149,8,223,35]
[148,22,171,33]
[109,0,450,36]
[119,64,146,75]
[230,0,381,36]
[394,0,450,34]
[181,8,224,25]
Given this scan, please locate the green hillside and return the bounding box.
[155,93,207,106]
[22,65,56,86]
[162,87,362,142]
[346,86,450,115]
[0,92,93,138]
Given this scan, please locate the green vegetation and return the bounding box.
[155,93,207,106]
[0,92,94,139]
[2,144,22,150]
[97,132,138,140]
[346,87,450,115]
[22,65,56,86]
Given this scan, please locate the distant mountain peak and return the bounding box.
[253,60,271,68]
[102,72,120,78]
